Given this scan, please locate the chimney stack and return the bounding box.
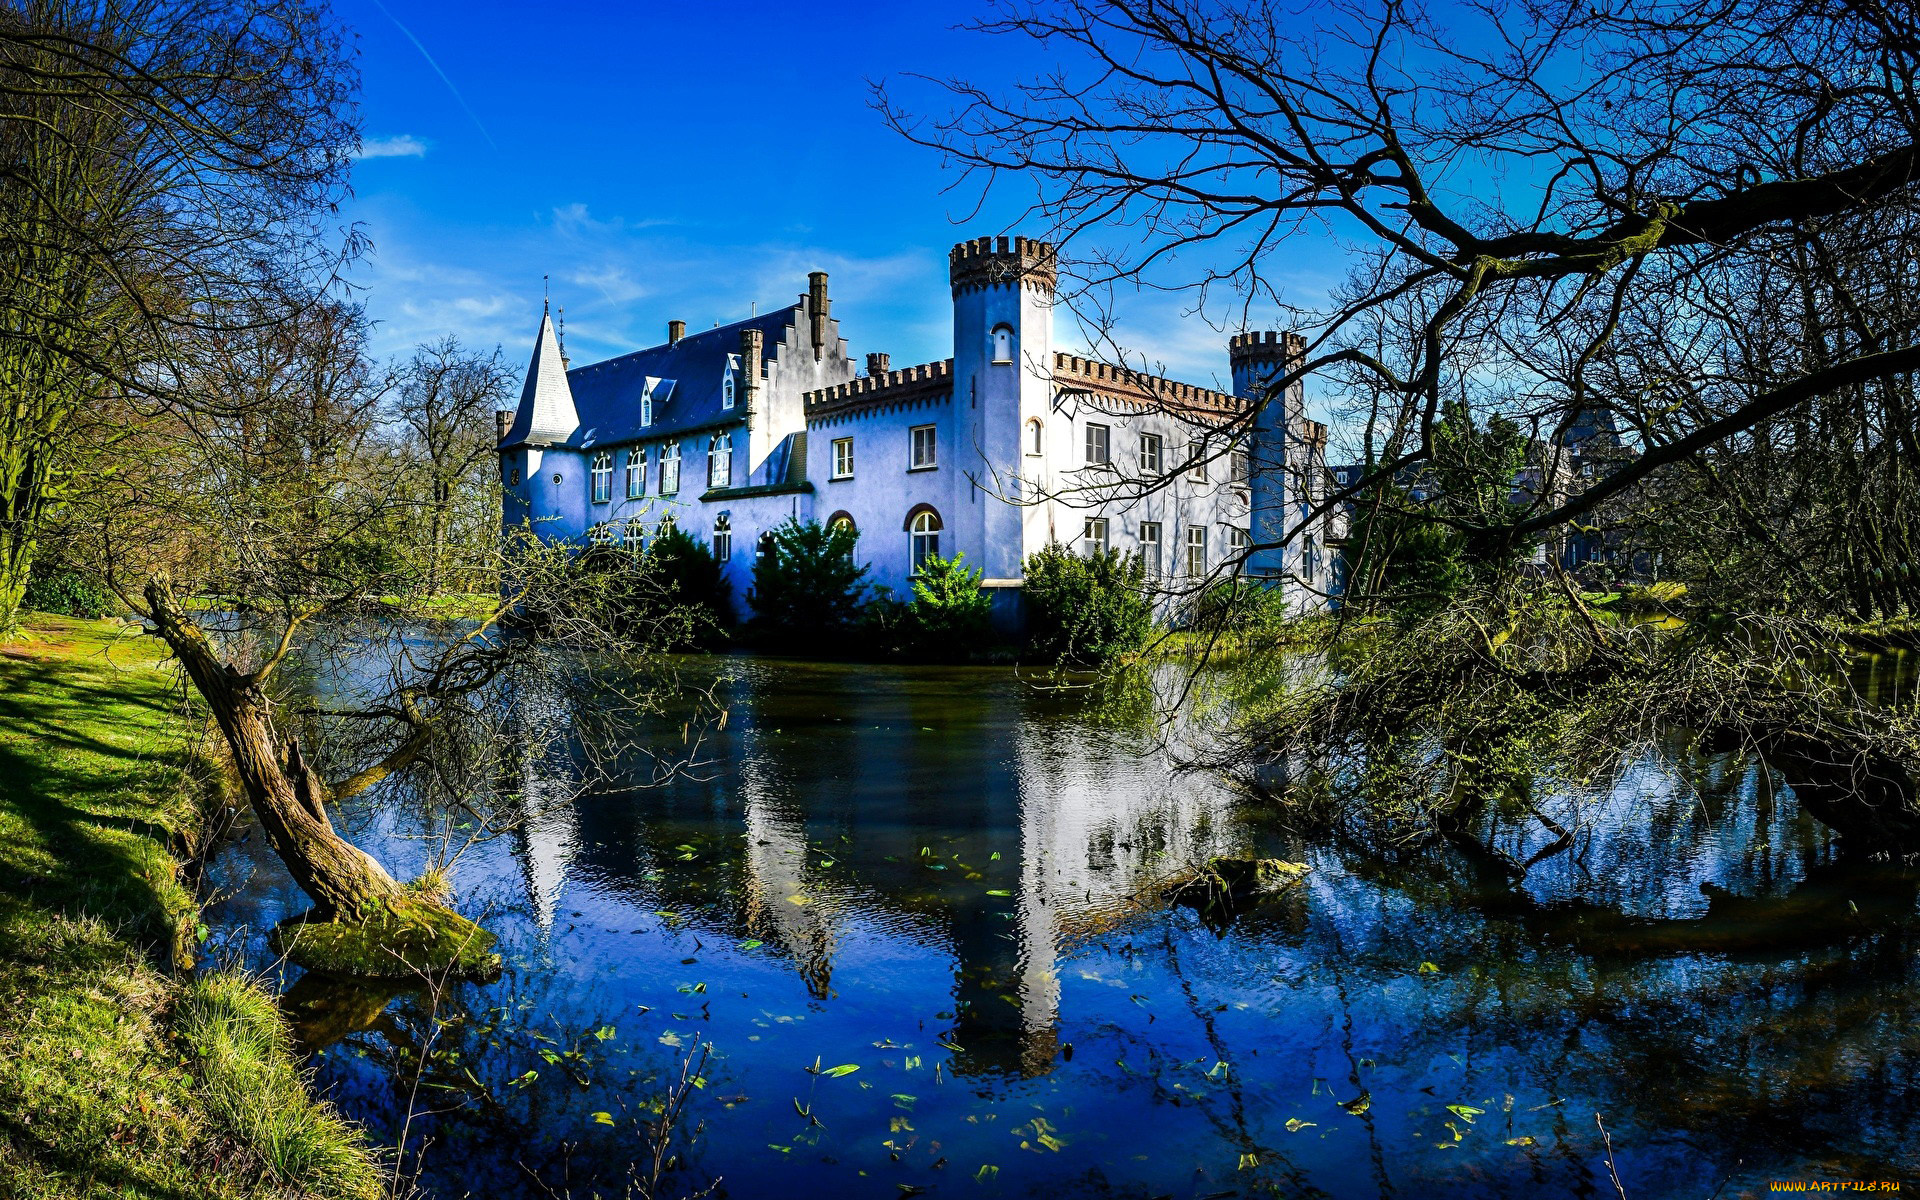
[808,271,830,361]
[866,352,890,377]
[494,410,512,444]
[667,319,685,345]
[739,327,763,414]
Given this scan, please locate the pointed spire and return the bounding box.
[503,309,579,447]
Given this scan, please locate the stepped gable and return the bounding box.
[562,306,803,448]
[804,359,954,420]
[1051,352,1244,420]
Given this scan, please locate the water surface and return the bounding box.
[204,654,1920,1199]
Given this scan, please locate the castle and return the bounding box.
[496,236,1330,619]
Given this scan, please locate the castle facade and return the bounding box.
[497,236,1327,617]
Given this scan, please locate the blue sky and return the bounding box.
[336,0,1349,406]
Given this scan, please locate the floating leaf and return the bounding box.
[592,1111,615,1126]
[1417,961,1440,974]
[1446,1105,1485,1124]
[985,889,1012,897]
[892,1093,917,1109]
[767,1144,791,1154]
[1506,1136,1537,1146]
[1036,1133,1065,1152]
[1286,1118,1317,1132]
[508,1069,538,1088]
[975,1165,1000,1183]
[890,1116,915,1132]
[592,1025,616,1041]
[788,895,812,906]
[990,852,1001,861]
[738,939,764,951]
[1238,1151,1262,1170]
[822,1063,861,1078]
[1341,1093,1372,1115]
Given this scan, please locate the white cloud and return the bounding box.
[357,135,428,160]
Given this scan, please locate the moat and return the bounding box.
[203,653,1920,1199]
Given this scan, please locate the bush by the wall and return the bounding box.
[1188,579,1290,632]
[748,518,868,649]
[904,551,993,653]
[1022,542,1155,666]
[23,567,115,619]
[567,528,731,649]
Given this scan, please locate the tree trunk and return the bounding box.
[144,579,403,917]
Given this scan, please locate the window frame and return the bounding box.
[1227,526,1250,574]
[1084,422,1111,467]
[831,436,855,480]
[1027,417,1044,456]
[708,432,733,489]
[908,508,942,575]
[1229,445,1251,484]
[1186,442,1208,484]
[1082,516,1110,556]
[625,447,646,498]
[909,424,938,471]
[590,451,613,504]
[1138,432,1163,475]
[990,324,1014,364]
[660,441,681,494]
[712,512,732,561]
[1185,524,1209,577]
[722,356,737,410]
[1138,521,1163,577]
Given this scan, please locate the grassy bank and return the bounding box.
[0,614,383,1199]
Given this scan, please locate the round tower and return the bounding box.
[1229,331,1307,589]
[948,236,1058,584]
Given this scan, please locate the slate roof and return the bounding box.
[505,305,805,451]
[500,312,579,447]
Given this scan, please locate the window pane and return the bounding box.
[1085,423,1110,465]
[1139,433,1162,474]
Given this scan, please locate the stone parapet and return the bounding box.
[804,359,955,419]
[949,236,1058,296]
[1051,352,1243,419]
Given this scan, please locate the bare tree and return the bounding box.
[387,336,512,596]
[876,0,1920,577]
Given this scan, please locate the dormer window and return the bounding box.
[991,324,1014,364]
[722,354,738,410]
[641,394,653,427]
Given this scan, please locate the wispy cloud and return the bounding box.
[357,134,428,160]
[368,0,499,152]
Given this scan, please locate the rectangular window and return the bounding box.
[1186,525,1208,577]
[1187,443,1208,483]
[1230,446,1251,483]
[626,449,646,498]
[1138,432,1163,475]
[832,437,855,479]
[1227,527,1249,574]
[708,433,733,489]
[1139,521,1162,576]
[1084,423,1111,466]
[1082,517,1109,556]
[661,442,681,494]
[910,424,937,470]
[590,454,612,504]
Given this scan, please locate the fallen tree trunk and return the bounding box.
[144,579,497,979]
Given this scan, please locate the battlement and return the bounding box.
[949,236,1058,295]
[1052,352,1242,418]
[804,358,955,419]
[1228,330,1306,364]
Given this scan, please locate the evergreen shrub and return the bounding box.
[1022,542,1155,665]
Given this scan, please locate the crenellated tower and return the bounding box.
[1229,330,1306,583]
[949,236,1058,581]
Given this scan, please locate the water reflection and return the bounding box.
[203,652,1920,1199]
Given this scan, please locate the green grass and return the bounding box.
[0,614,383,1199]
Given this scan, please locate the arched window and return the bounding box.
[590,452,613,503]
[625,516,647,549]
[708,432,733,488]
[722,366,736,410]
[1026,417,1043,455]
[626,448,646,498]
[588,521,614,546]
[660,442,681,494]
[712,512,732,561]
[827,510,856,535]
[991,324,1014,364]
[906,505,942,574]
[659,513,678,538]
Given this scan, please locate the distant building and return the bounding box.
[497,236,1329,620]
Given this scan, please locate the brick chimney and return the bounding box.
[866,352,890,377]
[808,271,829,361]
[667,319,685,346]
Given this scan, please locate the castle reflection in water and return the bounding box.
[508,657,1272,1079]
